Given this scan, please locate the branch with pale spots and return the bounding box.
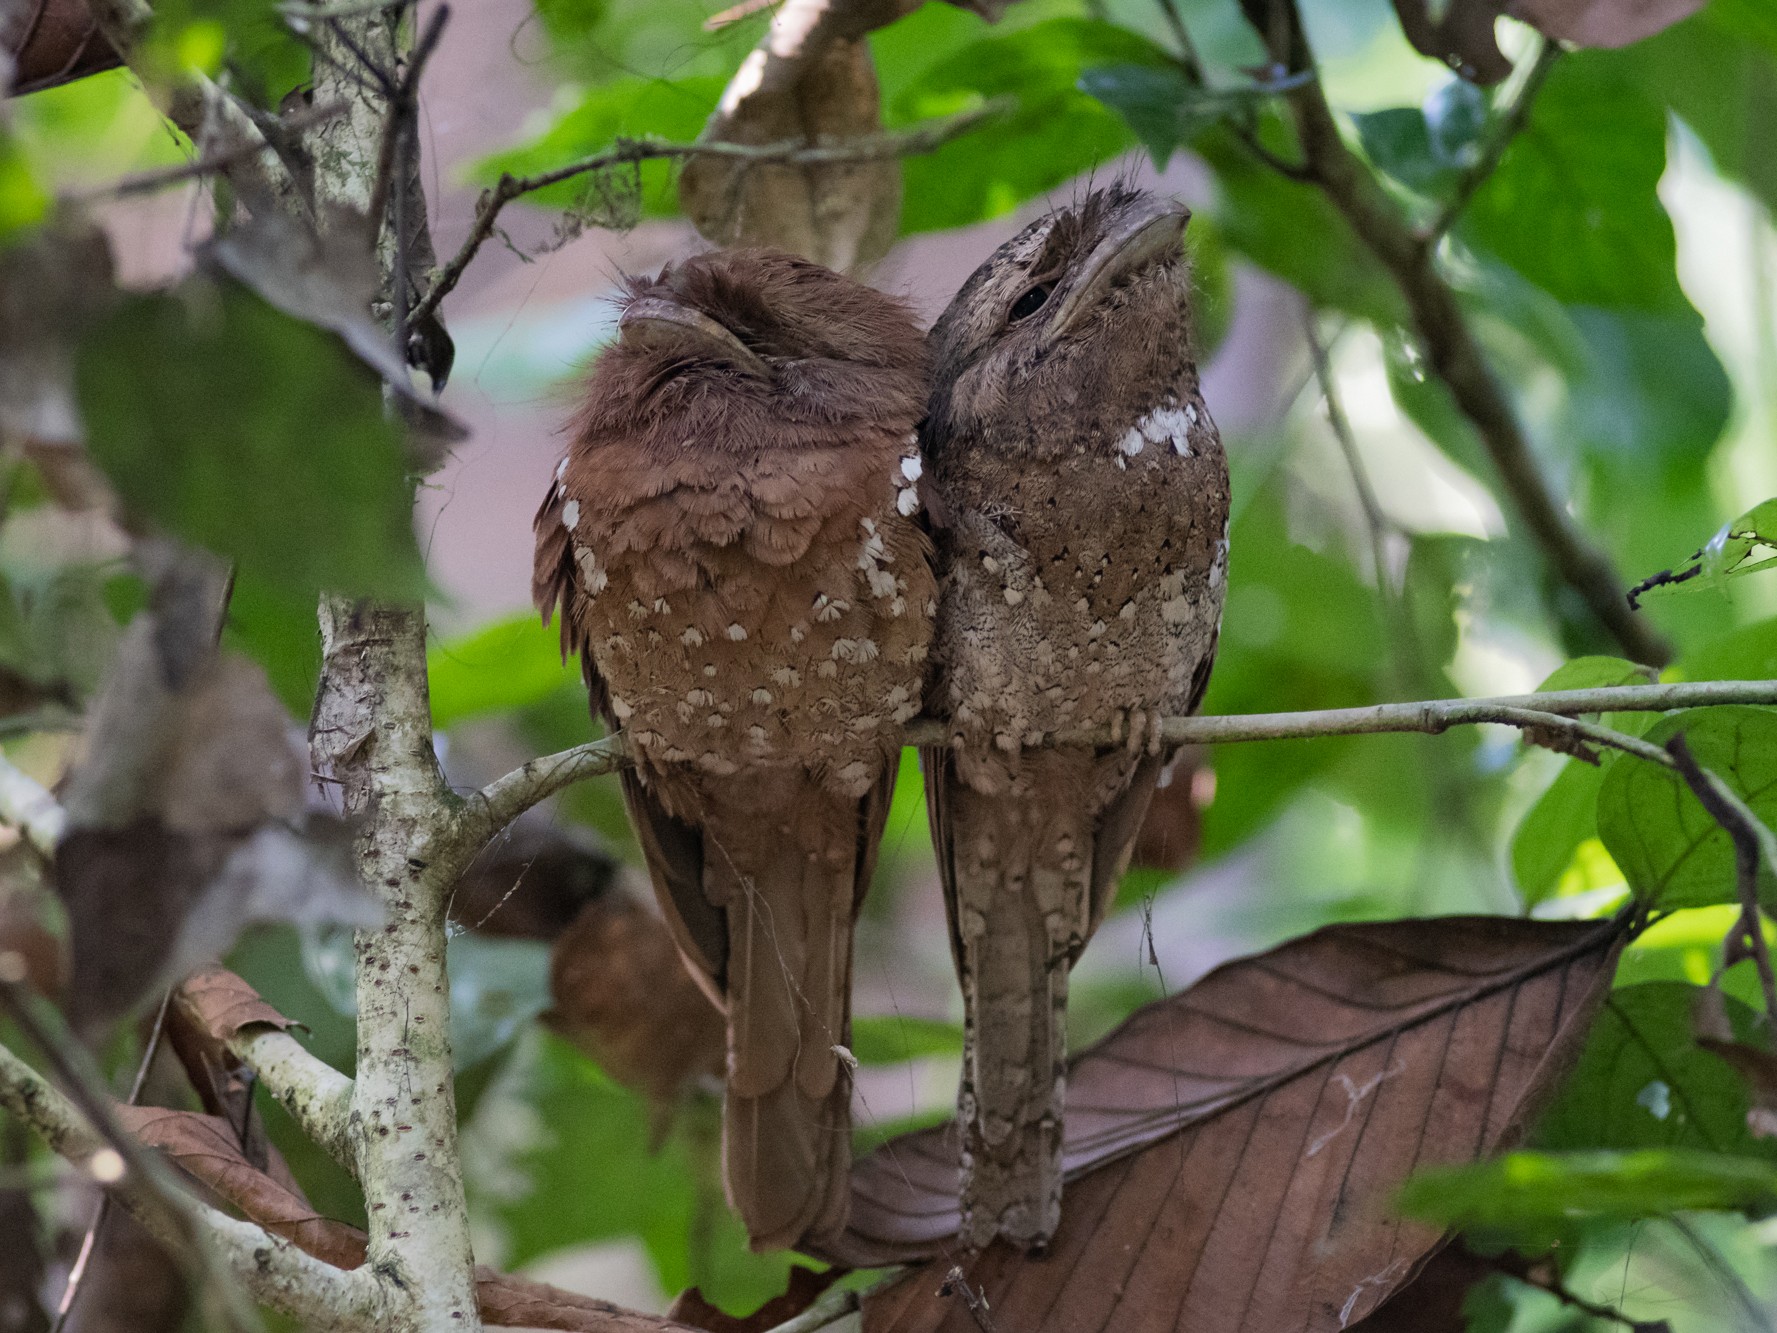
[455,680,1777,854]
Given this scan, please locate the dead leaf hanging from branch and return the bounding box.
[1384,0,1705,84]
[843,914,1627,1332]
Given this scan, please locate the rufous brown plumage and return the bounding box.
[921,185,1230,1251]
[534,249,935,1252]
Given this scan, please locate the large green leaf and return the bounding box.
[1510,657,1653,906]
[1399,1149,1777,1254]
[1596,706,1777,910]
[1197,485,1387,857]
[1194,122,1408,327]
[1536,982,1771,1158]
[478,1032,796,1312]
[429,614,578,731]
[891,19,1168,235]
[1462,56,1687,314]
[1617,0,1777,216]
[77,282,424,602]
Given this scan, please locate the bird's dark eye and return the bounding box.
[1008,284,1052,323]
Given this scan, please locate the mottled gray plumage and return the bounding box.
[922,186,1230,1250]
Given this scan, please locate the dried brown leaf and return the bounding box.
[1387,0,1704,83]
[1505,0,1705,48]
[849,915,1625,1332]
[476,1269,699,1331]
[545,889,726,1139]
[172,966,295,1043]
[116,1106,369,1268]
[1,0,120,95]
[668,1266,842,1332]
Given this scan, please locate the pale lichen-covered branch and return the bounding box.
[464,679,1777,843]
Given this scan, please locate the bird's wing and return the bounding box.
[532,464,607,718]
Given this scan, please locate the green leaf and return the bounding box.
[1078,63,1228,166]
[1352,79,1489,200]
[1536,982,1772,1158]
[221,569,320,719]
[1683,616,1777,684]
[473,76,725,217]
[1194,122,1408,327]
[429,614,578,731]
[1463,56,1687,314]
[849,1015,963,1066]
[1513,764,1610,906]
[534,0,610,46]
[1596,707,1777,910]
[1353,107,1458,193]
[1197,485,1388,857]
[1399,1150,1777,1254]
[76,282,424,602]
[1616,0,1777,216]
[479,1032,797,1311]
[0,134,48,243]
[1636,500,1777,608]
[892,19,1170,234]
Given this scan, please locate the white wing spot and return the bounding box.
[561,499,581,529]
[727,623,748,642]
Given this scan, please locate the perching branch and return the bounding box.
[230,1026,357,1172]
[1237,0,1670,668]
[407,100,1010,329]
[464,680,1777,844]
[1666,733,1777,1021]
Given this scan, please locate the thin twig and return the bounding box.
[761,1270,908,1333]
[1423,40,1559,247]
[408,99,1010,327]
[1665,733,1777,1021]
[1237,0,1669,667]
[52,989,173,1332]
[364,2,446,244]
[459,680,1777,853]
[1509,1269,1658,1331]
[60,98,348,201]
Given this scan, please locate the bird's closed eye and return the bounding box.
[1008,284,1052,323]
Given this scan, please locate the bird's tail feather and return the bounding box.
[928,746,1161,1251]
[707,792,861,1252]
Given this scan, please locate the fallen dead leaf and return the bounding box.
[842,914,1625,1332]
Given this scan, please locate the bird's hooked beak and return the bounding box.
[618,295,766,373]
[1047,197,1190,339]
